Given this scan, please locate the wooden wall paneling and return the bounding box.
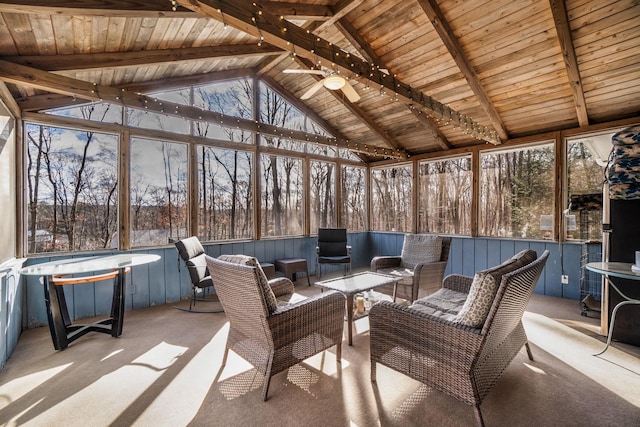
[93,273,115,317]
[274,238,286,262]
[149,248,168,306]
[541,241,562,297]
[447,237,462,277]
[130,255,151,310]
[461,238,476,277]
[486,238,502,270]
[473,238,488,273]
[530,240,549,295]
[253,240,266,264]
[498,238,516,264]
[24,264,47,328]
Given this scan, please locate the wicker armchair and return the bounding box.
[369,250,549,426]
[205,255,345,401]
[371,234,451,303]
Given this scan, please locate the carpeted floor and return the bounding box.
[0,280,639,427]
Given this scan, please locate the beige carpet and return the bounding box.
[0,284,639,427]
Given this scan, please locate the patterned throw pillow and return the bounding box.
[454,272,497,328]
[218,254,279,314]
[400,234,443,269]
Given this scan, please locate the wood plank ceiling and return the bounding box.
[0,0,638,161]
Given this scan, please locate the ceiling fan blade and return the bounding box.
[300,79,326,99]
[283,69,325,75]
[340,82,361,102]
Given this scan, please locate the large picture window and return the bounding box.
[194,79,253,144]
[370,164,413,232]
[25,123,118,253]
[418,156,472,235]
[309,160,336,231]
[198,146,253,241]
[261,154,304,237]
[479,143,555,238]
[566,131,617,241]
[130,137,188,247]
[341,165,367,231]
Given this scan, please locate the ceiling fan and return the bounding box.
[283,68,361,102]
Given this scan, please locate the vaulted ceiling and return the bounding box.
[0,0,639,161]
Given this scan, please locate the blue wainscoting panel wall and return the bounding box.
[18,233,587,332]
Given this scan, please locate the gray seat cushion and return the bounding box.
[410,288,468,321]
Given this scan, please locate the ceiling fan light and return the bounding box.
[324,75,346,90]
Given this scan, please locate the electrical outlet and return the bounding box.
[561,275,569,285]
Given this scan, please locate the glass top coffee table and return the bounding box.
[315,272,398,345]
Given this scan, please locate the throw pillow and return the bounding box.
[454,272,498,328]
[218,254,279,314]
[401,234,442,269]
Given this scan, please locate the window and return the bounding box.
[479,143,555,238]
[566,131,616,240]
[198,146,253,241]
[260,154,304,237]
[130,137,188,247]
[341,165,367,231]
[45,102,123,125]
[194,80,253,144]
[370,164,413,232]
[25,123,118,253]
[127,107,189,134]
[309,160,336,231]
[418,156,472,235]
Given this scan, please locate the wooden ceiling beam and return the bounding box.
[175,0,501,145]
[295,56,401,151]
[416,0,508,142]
[260,74,354,146]
[312,0,366,33]
[335,17,452,151]
[0,0,193,17]
[260,2,333,21]
[2,44,282,72]
[0,81,21,118]
[549,0,589,127]
[0,60,404,158]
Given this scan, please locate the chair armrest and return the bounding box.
[268,277,295,298]
[413,260,448,293]
[369,301,482,362]
[442,274,474,293]
[370,255,402,271]
[268,291,345,346]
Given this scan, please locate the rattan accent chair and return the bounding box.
[371,234,452,303]
[369,250,549,426]
[205,255,345,401]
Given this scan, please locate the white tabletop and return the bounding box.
[19,254,160,276]
[585,262,640,281]
[315,271,397,294]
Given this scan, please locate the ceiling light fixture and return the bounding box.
[323,75,346,90]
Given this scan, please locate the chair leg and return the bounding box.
[370,360,377,382]
[190,288,196,311]
[262,357,274,401]
[336,342,342,363]
[474,405,485,427]
[525,342,534,361]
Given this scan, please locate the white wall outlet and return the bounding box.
[561,275,569,284]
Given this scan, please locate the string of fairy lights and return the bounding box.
[166,0,502,155]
